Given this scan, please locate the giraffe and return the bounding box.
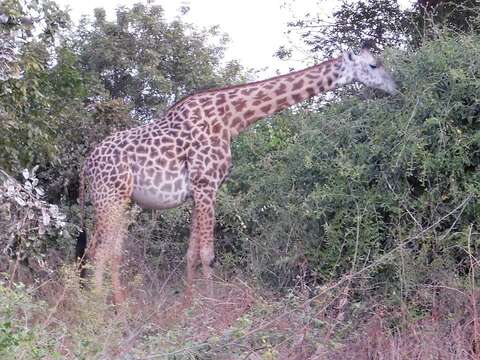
[77,44,396,304]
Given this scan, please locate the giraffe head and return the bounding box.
[343,44,397,95]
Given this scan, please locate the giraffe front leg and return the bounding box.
[199,234,215,296]
[191,191,216,297]
[185,208,200,300]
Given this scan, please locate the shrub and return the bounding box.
[0,167,74,278]
[216,32,480,295]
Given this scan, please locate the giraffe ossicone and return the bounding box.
[77,46,396,304]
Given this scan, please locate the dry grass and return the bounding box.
[2,230,480,360]
[2,261,480,360]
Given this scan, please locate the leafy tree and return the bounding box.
[277,0,412,60]
[0,0,70,172]
[415,0,480,36]
[278,0,480,62]
[74,4,243,120]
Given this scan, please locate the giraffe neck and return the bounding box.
[227,56,352,136]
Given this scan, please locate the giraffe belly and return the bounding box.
[131,171,190,210]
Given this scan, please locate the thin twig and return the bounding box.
[467,225,479,354]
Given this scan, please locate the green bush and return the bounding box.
[214,32,480,294]
[0,281,59,359]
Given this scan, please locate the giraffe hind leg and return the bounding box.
[87,199,129,305]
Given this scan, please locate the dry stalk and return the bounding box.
[467,224,479,354]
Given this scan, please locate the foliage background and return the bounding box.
[1,0,480,358]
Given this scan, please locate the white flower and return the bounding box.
[14,196,26,206]
[49,204,59,216]
[41,208,50,226]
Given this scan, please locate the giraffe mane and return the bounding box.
[163,58,340,114]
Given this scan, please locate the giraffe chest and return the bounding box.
[131,166,190,210]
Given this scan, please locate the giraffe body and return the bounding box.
[78,46,396,304]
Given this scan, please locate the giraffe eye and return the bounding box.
[369,64,378,69]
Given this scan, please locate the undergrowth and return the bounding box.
[1,262,479,359]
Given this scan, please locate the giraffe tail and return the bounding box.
[76,162,88,276]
